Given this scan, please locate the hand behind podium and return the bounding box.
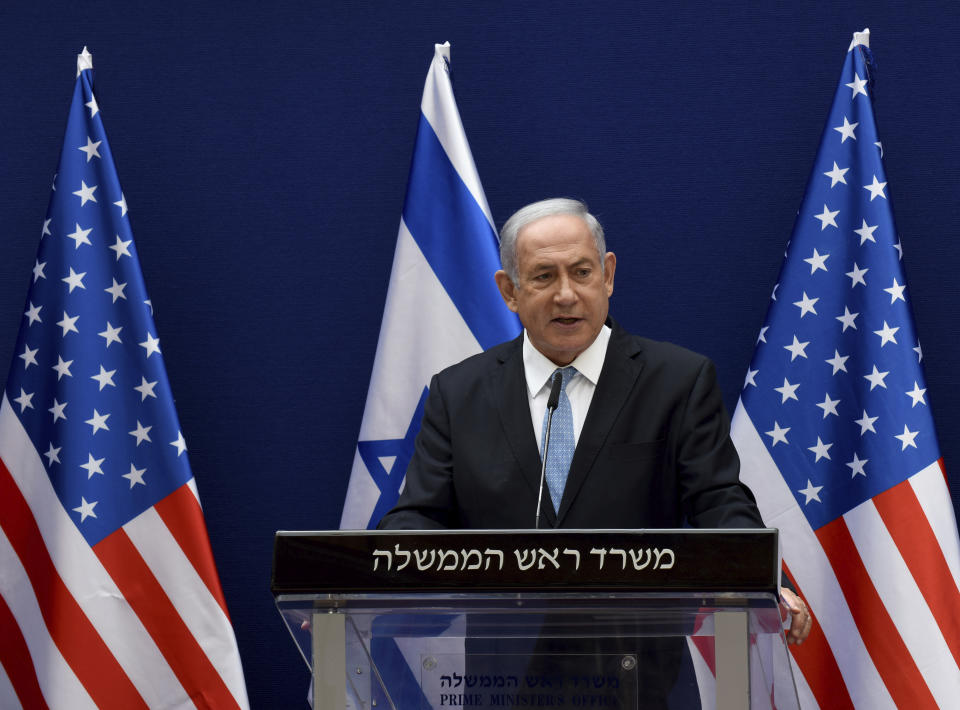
[780,587,812,644]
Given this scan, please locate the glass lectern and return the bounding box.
[272,529,799,710]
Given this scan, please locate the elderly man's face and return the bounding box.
[495,213,616,366]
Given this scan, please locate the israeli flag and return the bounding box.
[340,42,520,530]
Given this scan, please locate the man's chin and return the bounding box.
[540,338,591,366]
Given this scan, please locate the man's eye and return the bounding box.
[576,269,591,278]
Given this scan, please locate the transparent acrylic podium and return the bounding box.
[272,529,799,710]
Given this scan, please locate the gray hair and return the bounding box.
[498,198,606,285]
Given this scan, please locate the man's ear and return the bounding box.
[603,252,616,297]
[494,270,519,313]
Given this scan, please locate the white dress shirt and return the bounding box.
[523,324,612,453]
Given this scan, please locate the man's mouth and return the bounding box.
[553,317,581,325]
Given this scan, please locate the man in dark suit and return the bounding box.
[378,198,810,704]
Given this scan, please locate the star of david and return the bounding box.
[357,387,429,529]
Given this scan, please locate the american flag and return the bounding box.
[732,30,960,708]
[0,48,249,709]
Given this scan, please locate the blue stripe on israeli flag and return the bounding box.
[402,113,513,351]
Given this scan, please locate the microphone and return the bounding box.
[535,371,564,529]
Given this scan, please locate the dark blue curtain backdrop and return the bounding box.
[2,2,959,706]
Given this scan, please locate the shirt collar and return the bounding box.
[522,324,612,397]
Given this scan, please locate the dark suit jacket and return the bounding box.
[376,320,769,708]
[379,318,763,531]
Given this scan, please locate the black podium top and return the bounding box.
[271,528,779,596]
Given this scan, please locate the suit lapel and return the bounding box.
[493,337,557,526]
[556,323,644,524]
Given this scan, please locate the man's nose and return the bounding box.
[553,274,576,304]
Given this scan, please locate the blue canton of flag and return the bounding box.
[340,42,520,531]
[733,30,960,709]
[0,48,248,709]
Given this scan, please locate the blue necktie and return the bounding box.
[541,367,577,512]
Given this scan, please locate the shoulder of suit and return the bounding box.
[614,325,713,371]
[433,334,520,380]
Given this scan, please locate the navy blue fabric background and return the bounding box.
[1,2,959,706]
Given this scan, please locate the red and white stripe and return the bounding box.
[732,402,960,709]
[0,395,249,709]
[688,631,717,709]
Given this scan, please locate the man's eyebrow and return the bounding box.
[529,256,593,271]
